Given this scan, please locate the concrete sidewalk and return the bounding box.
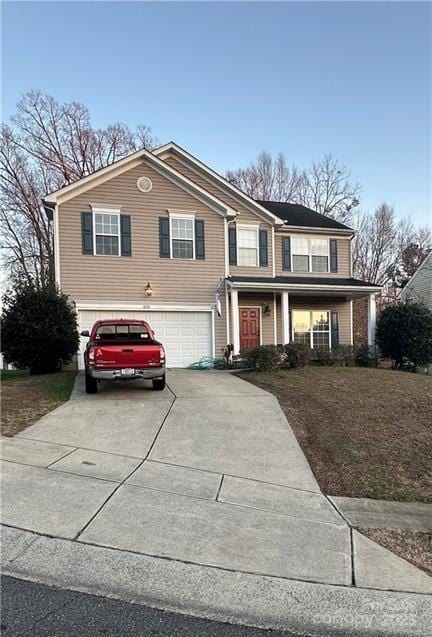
[330,496,432,532]
[1,370,431,635]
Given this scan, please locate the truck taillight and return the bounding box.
[89,347,95,362]
[159,346,165,362]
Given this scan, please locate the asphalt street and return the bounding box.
[1,576,310,637]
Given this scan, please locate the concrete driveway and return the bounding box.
[2,370,431,597]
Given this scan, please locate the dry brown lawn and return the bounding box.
[1,370,77,437]
[238,367,432,502]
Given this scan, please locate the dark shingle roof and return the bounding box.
[229,276,379,288]
[257,200,353,231]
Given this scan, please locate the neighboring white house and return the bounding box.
[400,251,432,310]
[0,353,15,370]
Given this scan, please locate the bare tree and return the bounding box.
[1,90,158,286]
[351,203,432,298]
[226,151,302,202]
[226,151,361,222]
[390,226,432,288]
[297,154,361,222]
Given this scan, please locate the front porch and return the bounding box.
[226,276,380,355]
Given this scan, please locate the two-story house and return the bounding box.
[43,142,380,368]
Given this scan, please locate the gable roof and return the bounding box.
[257,201,354,231]
[154,142,283,226]
[42,146,239,219]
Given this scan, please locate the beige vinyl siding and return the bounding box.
[276,296,351,345]
[400,253,432,310]
[163,154,274,277]
[275,233,351,278]
[58,160,229,353]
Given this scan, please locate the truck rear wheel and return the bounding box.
[152,375,166,391]
[85,372,98,394]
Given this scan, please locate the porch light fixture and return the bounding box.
[262,304,271,317]
[145,282,154,297]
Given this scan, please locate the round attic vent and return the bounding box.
[137,176,153,193]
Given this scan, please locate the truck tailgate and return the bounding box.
[94,344,162,368]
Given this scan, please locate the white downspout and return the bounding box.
[231,289,240,355]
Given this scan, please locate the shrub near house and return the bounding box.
[376,301,432,369]
[1,284,79,374]
[241,342,378,371]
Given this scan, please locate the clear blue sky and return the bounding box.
[2,1,431,225]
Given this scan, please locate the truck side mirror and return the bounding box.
[80,330,90,337]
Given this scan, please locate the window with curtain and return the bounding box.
[238,227,259,266]
[292,310,330,348]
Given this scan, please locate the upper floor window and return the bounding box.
[94,212,120,256]
[292,237,309,271]
[170,216,194,259]
[292,236,329,273]
[160,211,204,261]
[238,226,259,267]
[311,238,329,272]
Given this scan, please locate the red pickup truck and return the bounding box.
[80,319,166,394]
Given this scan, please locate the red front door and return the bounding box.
[240,308,260,351]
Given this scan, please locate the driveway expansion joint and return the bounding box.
[349,527,356,587]
[143,458,323,495]
[45,447,79,468]
[215,474,225,501]
[14,436,146,460]
[73,392,177,542]
[5,534,39,565]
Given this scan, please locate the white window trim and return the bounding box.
[291,236,331,273]
[167,209,196,218]
[237,224,259,268]
[292,309,331,349]
[169,212,196,260]
[92,209,121,257]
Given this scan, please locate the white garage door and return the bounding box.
[78,309,212,369]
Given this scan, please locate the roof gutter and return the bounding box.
[225,279,381,293]
[42,199,55,221]
[279,225,356,237]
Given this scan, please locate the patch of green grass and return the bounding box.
[43,371,78,401]
[358,478,421,502]
[1,369,30,381]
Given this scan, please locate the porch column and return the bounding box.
[231,288,240,355]
[368,293,376,345]
[282,291,290,344]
